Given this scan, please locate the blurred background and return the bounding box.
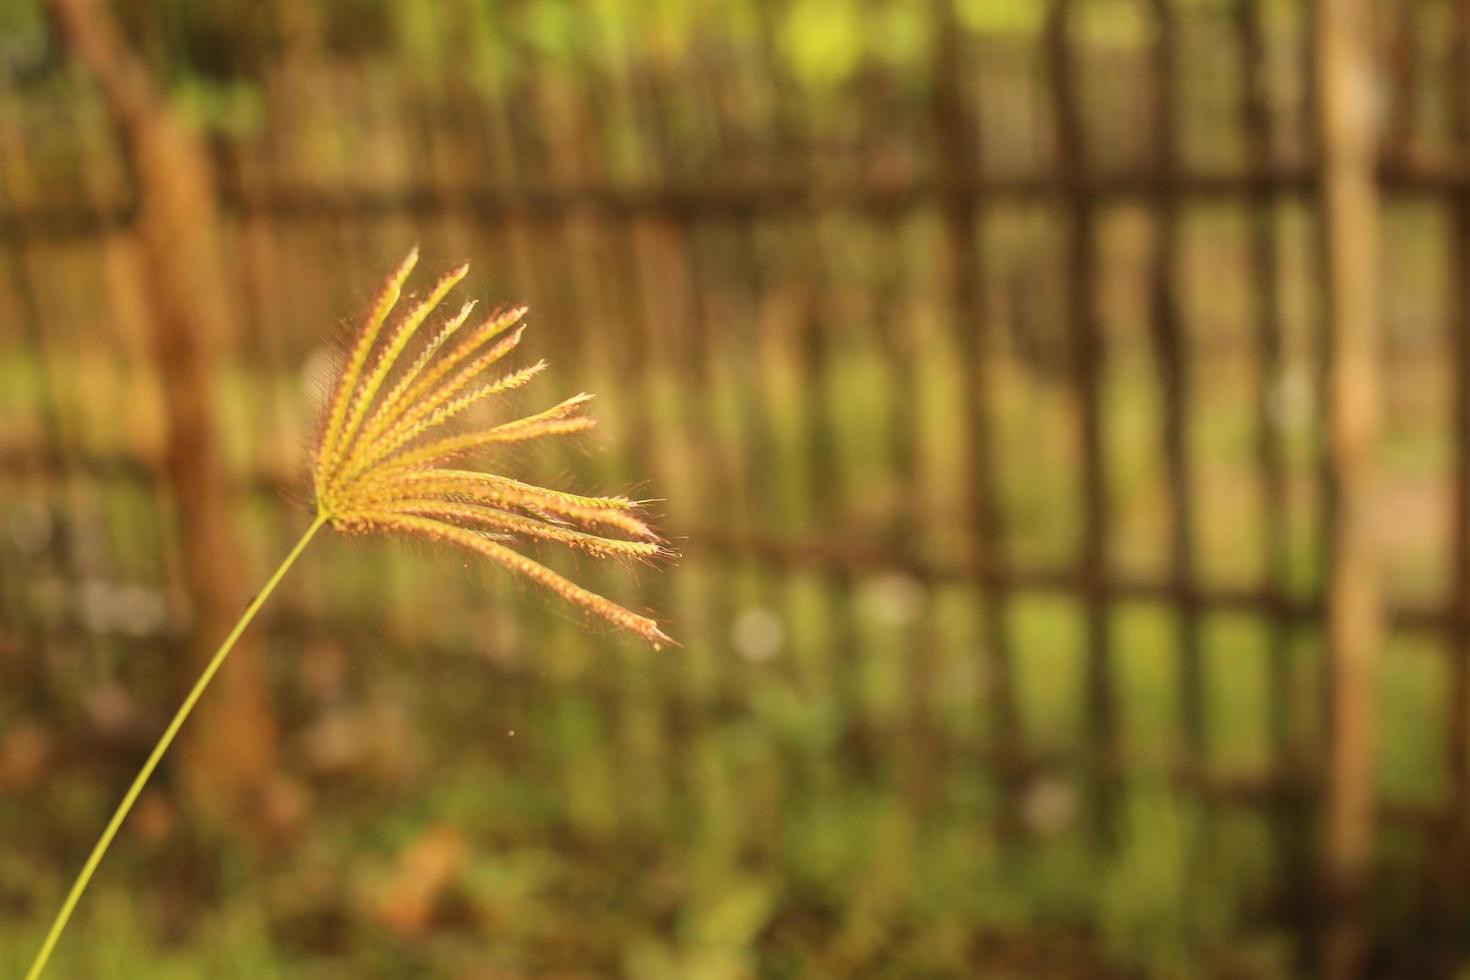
[0,0,1461,976]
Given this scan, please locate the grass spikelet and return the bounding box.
[347,346,544,479]
[315,246,419,498]
[360,306,528,446]
[316,251,671,646]
[388,470,659,539]
[365,299,480,432]
[381,499,666,560]
[356,394,598,481]
[331,262,471,468]
[359,513,672,645]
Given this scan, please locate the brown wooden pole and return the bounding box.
[1314,0,1383,975]
[1445,0,1470,954]
[44,0,278,825]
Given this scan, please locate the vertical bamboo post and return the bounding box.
[1047,0,1116,841]
[1145,0,1204,773]
[929,0,1023,833]
[1242,0,1313,964]
[751,1,872,776]
[1314,0,1382,975]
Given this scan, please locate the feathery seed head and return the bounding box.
[314,250,672,647]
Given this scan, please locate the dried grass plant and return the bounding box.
[25,249,670,979]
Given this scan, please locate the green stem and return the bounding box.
[24,512,329,980]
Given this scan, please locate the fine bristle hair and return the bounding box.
[314,249,672,647]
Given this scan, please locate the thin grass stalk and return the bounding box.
[23,513,328,980]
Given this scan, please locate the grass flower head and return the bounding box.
[23,247,671,980]
[313,247,672,647]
